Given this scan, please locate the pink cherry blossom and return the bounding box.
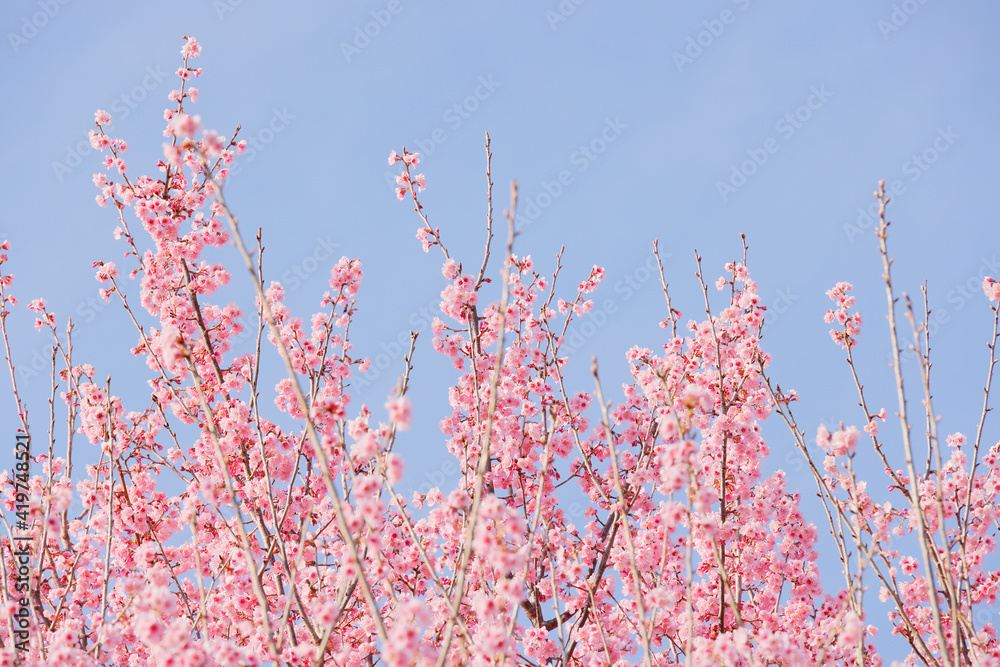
[0,40,994,667]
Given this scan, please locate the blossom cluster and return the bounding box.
[824,281,863,349]
[0,38,997,667]
[389,149,426,201]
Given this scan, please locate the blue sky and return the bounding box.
[2,0,999,658]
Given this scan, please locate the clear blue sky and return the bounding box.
[2,1,999,659]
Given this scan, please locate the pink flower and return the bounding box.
[384,452,405,484]
[578,265,605,294]
[94,109,112,125]
[386,396,412,430]
[180,36,202,59]
[201,131,225,156]
[946,432,966,448]
[825,282,861,349]
[983,277,1000,303]
[94,261,119,283]
[168,113,201,139]
[88,131,109,150]
[159,324,185,370]
[442,258,460,280]
[163,144,182,167]
[415,227,433,252]
[829,426,860,456]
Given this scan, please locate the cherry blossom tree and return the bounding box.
[1,37,998,667]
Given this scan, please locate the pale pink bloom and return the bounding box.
[384,452,404,484]
[946,432,966,448]
[180,36,202,59]
[415,227,432,251]
[201,130,225,156]
[829,426,860,456]
[88,131,109,150]
[94,109,112,125]
[442,258,460,280]
[578,265,605,293]
[386,396,412,431]
[984,277,1000,303]
[169,113,201,139]
[159,324,185,369]
[94,262,119,283]
[163,144,182,167]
